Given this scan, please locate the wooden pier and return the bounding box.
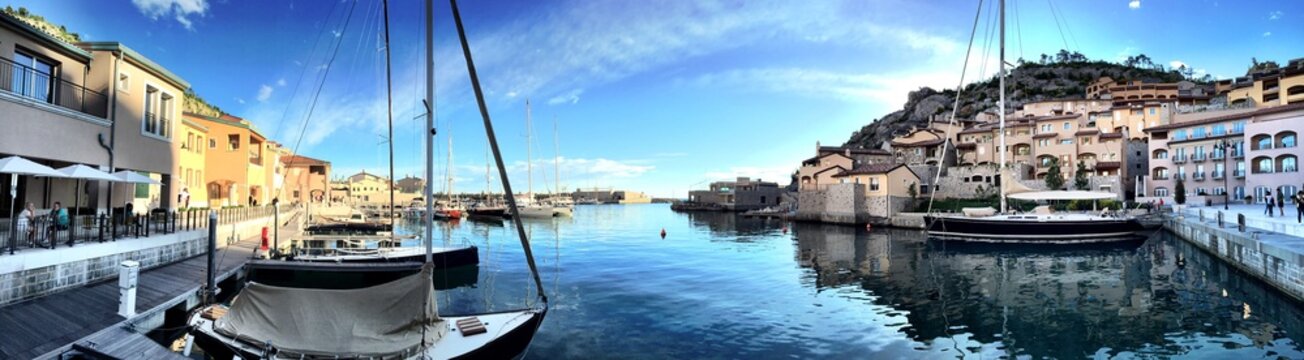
[0,236,261,359]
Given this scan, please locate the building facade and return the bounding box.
[282,155,331,205]
[688,177,784,211]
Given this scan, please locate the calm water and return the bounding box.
[396,204,1304,359]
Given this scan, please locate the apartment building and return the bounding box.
[688,177,784,211]
[282,154,331,204]
[1142,103,1302,204]
[186,112,280,207]
[176,116,209,207]
[1220,59,1304,107]
[830,164,920,218]
[0,13,186,216]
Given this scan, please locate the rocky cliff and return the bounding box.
[843,60,1189,149]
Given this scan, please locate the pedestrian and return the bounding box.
[180,187,191,209]
[1276,189,1286,217]
[1265,194,1274,217]
[124,201,134,226]
[16,202,34,245]
[1296,190,1304,224]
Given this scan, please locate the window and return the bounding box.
[142,86,173,138]
[209,138,217,149]
[1153,150,1168,159]
[186,133,194,151]
[1059,139,1073,145]
[1232,121,1246,134]
[198,136,204,154]
[1282,155,1298,172]
[1254,135,1273,150]
[1234,186,1245,200]
[1255,157,1274,173]
[1280,132,1297,148]
[870,178,880,191]
[117,73,130,92]
[229,134,240,150]
[1038,139,1050,147]
[1236,161,1245,176]
[1099,185,1112,192]
[1041,124,1052,132]
[1149,108,1156,115]
[1212,124,1226,136]
[1172,130,1187,141]
[1155,187,1169,197]
[1063,122,1071,130]
[1081,137,1091,144]
[1193,127,1205,139]
[11,49,56,103]
[1214,187,1226,196]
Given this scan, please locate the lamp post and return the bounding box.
[1214,139,1231,210]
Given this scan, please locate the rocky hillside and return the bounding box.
[843,60,1190,149]
[2,6,82,44]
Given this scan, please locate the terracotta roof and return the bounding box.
[1031,114,1082,122]
[812,165,848,177]
[282,155,330,166]
[802,152,852,165]
[959,127,993,135]
[1093,161,1121,169]
[1099,132,1123,139]
[817,146,890,155]
[1074,129,1100,136]
[1146,103,1304,132]
[891,138,946,147]
[832,163,915,177]
[1033,133,1058,139]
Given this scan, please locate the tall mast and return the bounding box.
[422,0,434,261]
[553,116,560,195]
[998,0,1008,214]
[526,99,533,199]
[447,135,455,203]
[382,0,396,238]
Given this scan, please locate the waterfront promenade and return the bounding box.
[1168,203,1304,303]
[0,223,283,359]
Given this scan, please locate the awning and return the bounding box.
[1009,190,1117,201]
[56,164,119,182]
[0,156,65,177]
[112,171,162,185]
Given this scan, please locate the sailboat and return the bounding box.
[548,116,574,216]
[924,0,1144,243]
[187,1,546,357]
[468,144,509,219]
[519,99,562,218]
[435,135,467,219]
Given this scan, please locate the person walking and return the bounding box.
[1276,189,1286,217]
[1295,190,1304,224]
[1265,194,1275,217]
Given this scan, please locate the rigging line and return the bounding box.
[285,0,362,187]
[1045,0,1071,53]
[270,0,342,142]
[1012,0,1024,61]
[450,0,549,304]
[975,1,994,80]
[925,0,985,215]
[1047,0,1080,52]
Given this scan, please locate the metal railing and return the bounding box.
[2,204,292,255]
[1172,155,1187,164]
[0,57,108,118]
[1234,169,1246,177]
[1193,172,1206,181]
[1212,170,1225,179]
[1192,154,1206,162]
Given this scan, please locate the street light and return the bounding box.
[1214,139,1232,210]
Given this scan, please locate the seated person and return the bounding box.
[46,202,70,245]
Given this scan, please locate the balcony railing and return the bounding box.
[1193,172,1206,181]
[1172,155,1187,164]
[1234,170,1246,178]
[1211,152,1225,160]
[1212,170,1225,179]
[1153,175,1169,180]
[1192,154,1206,162]
[1175,174,1186,181]
[0,57,108,118]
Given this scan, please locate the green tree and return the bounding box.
[1174,178,1186,205]
[907,182,918,200]
[1045,158,1064,190]
[1073,161,1090,190]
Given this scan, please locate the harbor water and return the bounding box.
[179,204,1304,358]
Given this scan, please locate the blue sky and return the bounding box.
[10,0,1303,197]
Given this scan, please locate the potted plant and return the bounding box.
[1245,195,1254,205]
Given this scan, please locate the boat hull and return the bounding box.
[292,245,479,269]
[925,216,1147,243]
[467,207,508,218]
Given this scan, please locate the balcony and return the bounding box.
[1212,170,1225,180]
[1175,174,1186,181]
[1193,172,1206,181]
[1192,154,1206,162]
[0,57,107,119]
[1232,150,1245,159]
[1172,155,1187,164]
[1211,152,1225,160]
[1153,175,1170,180]
[1234,170,1246,178]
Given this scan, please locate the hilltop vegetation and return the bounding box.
[2,6,82,44]
[843,51,1195,149]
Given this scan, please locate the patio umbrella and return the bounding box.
[1,156,64,254]
[111,170,162,185]
[57,165,120,243]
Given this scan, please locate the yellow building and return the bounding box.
[175,117,208,208]
[1223,59,1304,107]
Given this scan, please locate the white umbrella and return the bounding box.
[0,156,64,177]
[56,164,120,182]
[111,170,162,185]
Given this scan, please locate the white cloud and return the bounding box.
[132,0,209,30]
[1269,11,1283,20]
[235,97,245,104]
[256,85,274,102]
[1169,60,1187,69]
[547,89,584,105]
[1128,0,1141,10]
[277,78,287,87]
[1263,32,1272,37]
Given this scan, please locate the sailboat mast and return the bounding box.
[448,135,455,202]
[526,99,533,199]
[998,0,1008,214]
[423,0,434,261]
[382,0,396,238]
[553,116,560,195]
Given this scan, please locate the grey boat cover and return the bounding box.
[214,264,445,357]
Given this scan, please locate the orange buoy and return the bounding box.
[660,228,667,238]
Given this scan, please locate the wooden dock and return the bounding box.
[62,325,188,359]
[0,236,261,359]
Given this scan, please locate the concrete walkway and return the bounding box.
[1179,203,1304,238]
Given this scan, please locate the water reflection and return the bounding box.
[793,223,1304,358]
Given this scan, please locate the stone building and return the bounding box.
[688,177,784,211]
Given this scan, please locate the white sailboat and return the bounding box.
[549,115,574,216]
[519,99,561,218]
[186,1,546,358]
[923,0,1145,243]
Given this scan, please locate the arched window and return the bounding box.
[1288,85,1304,96]
[1152,167,1169,179]
[1254,157,1274,173]
[1279,155,1298,173]
[1152,149,1168,159]
[1253,134,1273,150]
[1278,131,1297,148]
